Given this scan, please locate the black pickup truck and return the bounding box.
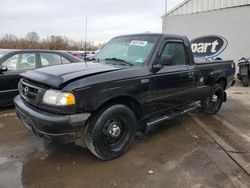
[14,34,235,160]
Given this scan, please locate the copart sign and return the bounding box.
[191,36,228,59]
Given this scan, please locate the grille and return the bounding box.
[19,79,46,105]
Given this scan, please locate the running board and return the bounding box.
[145,105,197,134]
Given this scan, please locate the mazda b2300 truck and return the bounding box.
[14,34,235,160]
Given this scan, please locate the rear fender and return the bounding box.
[206,70,226,88]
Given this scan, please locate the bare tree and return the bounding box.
[0,34,18,48]
[25,32,40,48]
[0,32,100,51]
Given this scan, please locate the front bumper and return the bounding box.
[14,95,91,144]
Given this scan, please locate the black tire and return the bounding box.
[201,84,224,115]
[85,104,137,160]
[242,76,249,87]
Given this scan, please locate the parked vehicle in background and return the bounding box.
[237,57,250,87]
[0,50,82,106]
[14,33,235,160]
[69,51,96,61]
[70,51,83,59]
[85,51,96,61]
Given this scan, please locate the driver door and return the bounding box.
[0,52,38,105]
[149,40,195,113]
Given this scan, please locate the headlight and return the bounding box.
[42,90,76,106]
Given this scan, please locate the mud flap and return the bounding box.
[223,92,227,102]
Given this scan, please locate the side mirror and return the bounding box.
[159,55,173,66]
[151,55,173,73]
[0,66,8,73]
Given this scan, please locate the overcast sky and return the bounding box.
[0,0,183,43]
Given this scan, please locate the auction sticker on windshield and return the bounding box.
[130,40,148,47]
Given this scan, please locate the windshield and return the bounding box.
[95,35,159,66]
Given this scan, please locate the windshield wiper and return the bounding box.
[105,58,134,66]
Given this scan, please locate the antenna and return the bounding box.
[84,16,88,67]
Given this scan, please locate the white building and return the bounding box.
[162,0,250,61]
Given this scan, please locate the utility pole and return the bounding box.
[165,0,168,14]
[164,0,168,33]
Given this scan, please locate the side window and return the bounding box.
[2,53,36,71]
[40,53,62,67]
[61,56,71,64]
[2,54,19,71]
[19,53,36,70]
[160,42,187,66]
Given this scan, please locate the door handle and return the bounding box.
[187,72,194,78]
[180,72,193,78]
[141,79,149,84]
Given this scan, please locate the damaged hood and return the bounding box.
[21,62,124,88]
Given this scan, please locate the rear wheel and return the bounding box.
[201,84,224,115]
[85,104,137,160]
[242,76,249,87]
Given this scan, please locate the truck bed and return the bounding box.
[195,60,235,90]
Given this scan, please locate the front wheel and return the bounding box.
[201,84,224,115]
[85,104,137,160]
